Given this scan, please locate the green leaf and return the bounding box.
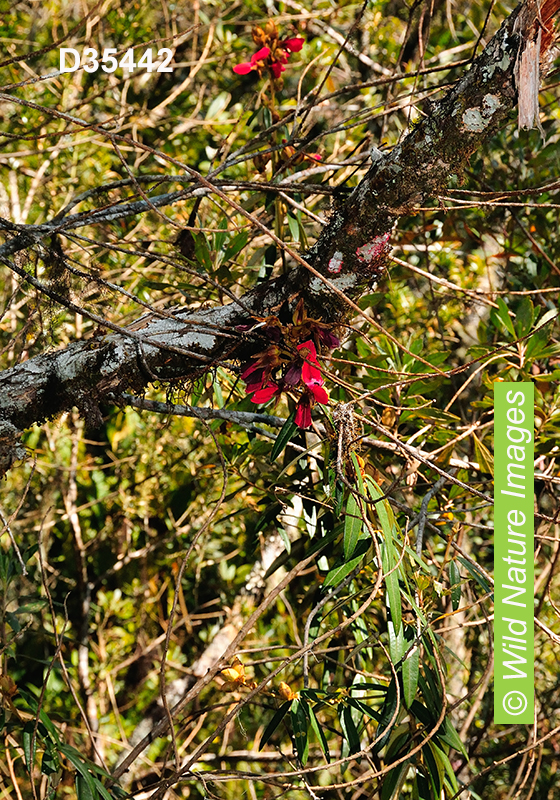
[537,307,558,328]
[287,212,300,243]
[92,777,114,800]
[347,696,381,722]
[76,774,97,800]
[402,640,420,708]
[15,599,48,613]
[473,434,494,475]
[515,297,534,337]
[291,698,309,765]
[22,720,36,772]
[259,701,291,750]
[422,740,443,799]
[381,762,410,800]
[457,556,492,596]
[308,703,330,762]
[496,297,516,337]
[410,699,435,729]
[344,493,364,559]
[374,678,399,754]
[222,230,249,262]
[366,477,396,538]
[278,527,291,555]
[323,538,370,588]
[41,746,59,776]
[383,543,402,635]
[439,717,468,759]
[6,612,20,633]
[59,744,98,793]
[387,615,404,663]
[340,704,361,755]
[436,742,460,793]
[205,91,231,120]
[449,560,462,612]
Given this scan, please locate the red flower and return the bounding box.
[233,46,271,75]
[241,325,335,429]
[233,33,305,79]
[297,340,329,402]
[295,340,329,424]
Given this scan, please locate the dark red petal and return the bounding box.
[251,383,279,403]
[283,37,305,52]
[233,62,254,75]
[270,62,284,78]
[284,364,302,386]
[310,384,329,404]
[245,376,266,393]
[295,400,312,428]
[318,329,340,348]
[251,46,271,62]
[240,362,261,380]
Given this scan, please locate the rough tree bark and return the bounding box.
[0,0,557,475]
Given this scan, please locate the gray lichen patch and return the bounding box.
[462,109,486,132]
[482,93,501,115]
[308,273,359,294]
[462,93,502,131]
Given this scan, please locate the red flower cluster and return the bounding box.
[233,21,304,80]
[240,309,339,429]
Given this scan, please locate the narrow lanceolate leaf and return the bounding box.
[92,777,114,800]
[22,720,36,772]
[339,704,361,755]
[344,493,364,560]
[323,539,370,588]
[439,717,468,759]
[381,762,410,800]
[432,741,460,793]
[383,542,402,635]
[291,698,309,765]
[76,774,96,800]
[259,701,291,750]
[402,641,420,708]
[387,616,405,664]
[449,559,462,612]
[270,413,298,461]
[366,476,397,539]
[457,556,492,595]
[308,703,330,762]
[422,740,443,799]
